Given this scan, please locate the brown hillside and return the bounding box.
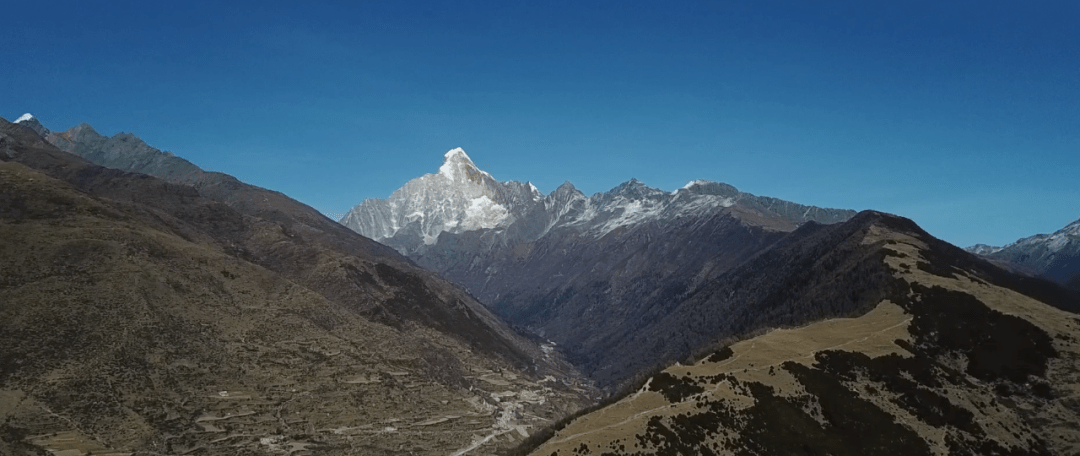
[0,118,593,456]
[526,213,1080,456]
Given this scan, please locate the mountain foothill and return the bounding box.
[2,114,1078,455]
[0,116,594,456]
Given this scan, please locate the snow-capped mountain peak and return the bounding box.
[438,147,491,182]
[12,113,52,138]
[974,216,1080,285]
[965,244,1003,256]
[342,148,542,251]
[682,179,707,190]
[341,148,856,255]
[444,147,471,161]
[998,218,1080,254]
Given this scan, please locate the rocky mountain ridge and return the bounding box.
[342,149,854,254]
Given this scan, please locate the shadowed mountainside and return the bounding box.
[0,118,594,456]
[26,117,543,370]
[525,211,1080,456]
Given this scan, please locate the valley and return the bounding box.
[342,149,858,389]
[3,114,1078,455]
[0,117,594,455]
[6,3,1078,455]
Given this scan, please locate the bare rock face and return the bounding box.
[524,211,1080,456]
[0,117,594,456]
[342,151,856,389]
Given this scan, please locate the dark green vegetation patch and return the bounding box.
[705,346,733,363]
[647,372,704,403]
[905,284,1056,384]
[561,275,1066,456]
[626,372,933,456]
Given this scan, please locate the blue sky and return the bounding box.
[4,1,1078,247]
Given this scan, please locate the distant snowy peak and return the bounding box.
[979,217,1080,285]
[341,147,856,255]
[444,147,471,161]
[1041,218,1079,252]
[603,178,667,200]
[675,179,740,198]
[682,179,707,189]
[965,244,1003,256]
[12,113,51,138]
[1002,218,1080,253]
[341,148,542,250]
[438,147,492,183]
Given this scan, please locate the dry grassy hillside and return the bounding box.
[0,120,593,455]
[527,216,1080,456]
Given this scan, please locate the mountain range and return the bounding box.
[5,114,1079,456]
[342,150,857,388]
[966,219,1080,290]
[338,146,1080,455]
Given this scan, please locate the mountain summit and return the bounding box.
[13,113,50,138]
[439,147,483,181]
[341,148,543,251]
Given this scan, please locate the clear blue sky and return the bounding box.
[4,1,1078,247]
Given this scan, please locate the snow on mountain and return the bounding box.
[1048,219,1080,251]
[341,150,854,256]
[1026,219,1080,252]
[965,244,1003,255]
[439,147,492,182]
[978,217,1080,285]
[997,218,1080,253]
[546,178,740,238]
[340,148,541,251]
[12,113,51,138]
